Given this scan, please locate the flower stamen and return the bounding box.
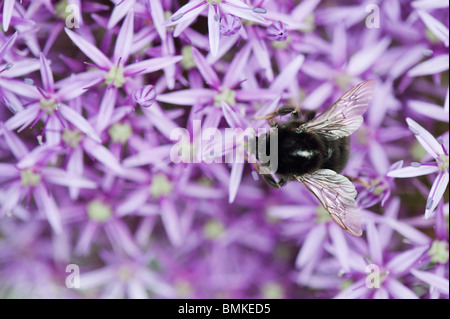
[87,200,112,222]
[104,66,126,88]
[214,88,236,107]
[20,169,41,187]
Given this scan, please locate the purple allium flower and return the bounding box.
[4,52,102,143]
[0,127,96,233]
[64,11,182,94]
[388,119,449,219]
[356,160,404,208]
[411,202,450,298]
[165,0,268,56]
[79,251,175,298]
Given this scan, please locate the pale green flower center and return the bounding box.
[197,177,213,187]
[39,98,58,115]
[315,206,330,223]
[300,14,315,33]
[369,178,385,196]
[261,282,284,299]
[175,280,194,298]
[118,265,134,282]
[425,29,441,44]
[340,279,353,291]
[203,219,225,239]
[214,88,236,107]
[428,240,449,264]
[62,129,83,148]
[55,0,71,20]
[272,40,289,50]
[109,123,132,144]
[163,11,172,21]
[335,74,353,91]
[87,200,112,222]
[411,141,428,160]
[242,19,256,27]
[206,0,222,4]
[437,154,449,172]
[150,174,173,198]
[21,169,41,187]
[181,46,195,70]
[105,66,126,88]
[354,126,368,145]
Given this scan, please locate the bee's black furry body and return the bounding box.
[257,117,350,181]
[252,80,374,236]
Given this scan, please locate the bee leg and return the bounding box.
[262,175,287,188]
[255,106,298,120]
[253,163,286,188]
[275,106,298,117]
[268,119,278,127]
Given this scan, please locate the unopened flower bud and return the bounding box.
[220,14,242,36]
[133,85,156,108]
[266,21,288,41]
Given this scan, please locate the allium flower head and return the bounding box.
[388,118,449,218]
[165,0,268,56]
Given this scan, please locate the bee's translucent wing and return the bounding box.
[300,80,375,140]
[296,169,362,236]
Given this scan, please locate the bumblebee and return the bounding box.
[254,80,376,237]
